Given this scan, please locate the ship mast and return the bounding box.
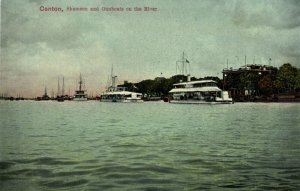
[176,52,190,81]
[62,77,65,96]
[51,89,54,99]
[44,87,47,96]
[111,65,117,89]
[57,77,60,96]
[183,52,186,75]
[79,73,82,91]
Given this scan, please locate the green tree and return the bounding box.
[296,69,300,91]
[275,63,298,93]
[136,79,154,95]
[258,75,273,95]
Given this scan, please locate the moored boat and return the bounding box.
[56,77,65,102]
[169,80,233,104]
[36,87,50,101]
[73,74,88,101]
[100,74,143,103]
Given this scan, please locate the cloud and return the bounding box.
[1,2,102,50]
[1,0,300,97]
[231,0,300,30]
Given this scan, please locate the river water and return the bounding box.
[0,100,299,190]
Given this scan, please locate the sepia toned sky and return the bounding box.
[1,0,300,97]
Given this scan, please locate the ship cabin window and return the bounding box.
[194,82,217,87]
[174,85,185,88]
[206,82,217,87]
[116,87,127,91]
[193,83,202,87]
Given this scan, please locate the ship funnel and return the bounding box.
[187,74,191,82]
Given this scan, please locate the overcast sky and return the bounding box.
[1,0,300,97]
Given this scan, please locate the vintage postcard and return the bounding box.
[1,0,299,190]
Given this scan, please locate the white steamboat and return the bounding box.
[169,79,233,104]
[100,75,143,103]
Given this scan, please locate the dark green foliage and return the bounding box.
[119,75,217,97]
[258,75,274,95]
[119,63,299,98]
[275,63,298,93]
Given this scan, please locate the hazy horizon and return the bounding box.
[1,0,300,98]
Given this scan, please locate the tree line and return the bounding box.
[119,63,300,98]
